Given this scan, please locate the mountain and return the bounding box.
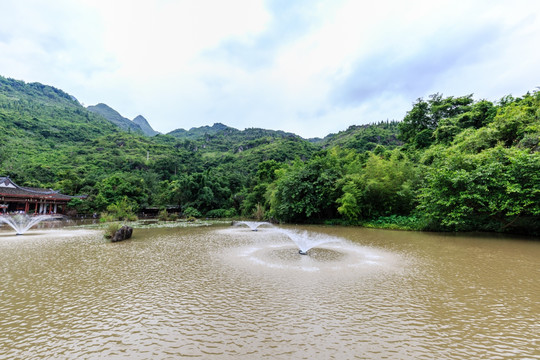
[166,122,306,153]
[0,74,317,211]
[0,75,119,146]
[0,75,80,108]
[167,122,233,139]
[133,115,159,136]
[87,103,159,137]
[319,121,402,152]
[87,103,144,135]
[167,122,300,142]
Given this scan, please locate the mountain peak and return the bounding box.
[87,103,144,135]
[133,115,159,136]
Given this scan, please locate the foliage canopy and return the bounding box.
[1,75,538,235]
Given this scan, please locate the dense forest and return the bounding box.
[0,75,538,235]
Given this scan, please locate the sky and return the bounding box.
[1,0,540,138]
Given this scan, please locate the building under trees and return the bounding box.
[0,177,76,214]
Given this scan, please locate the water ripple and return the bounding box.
[0,227,539,359]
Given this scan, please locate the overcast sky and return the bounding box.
[1,0,540,138]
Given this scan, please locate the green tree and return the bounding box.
[270,154,342,222]
[399,94,474,148]
[419,146,540,233]
[337,150,418,220]
[104,196,138,221]
[93,173,148,211]
[242,160,283,216]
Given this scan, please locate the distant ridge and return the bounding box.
[167,123,233,139]
[167,122,300,141]
[0,75,120,146]
[0,75,80,107]
[0,74,400,147]
[87,103,143,134]
[133,115,159,136]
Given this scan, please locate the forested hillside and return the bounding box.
[0,75,538,235]
[0,76,320,218]
[87,103,145,135]
[262,93,539,234]
[318,121,402,152]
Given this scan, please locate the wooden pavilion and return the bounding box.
[0,177,76,215]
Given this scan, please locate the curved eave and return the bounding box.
[0,193,73,201]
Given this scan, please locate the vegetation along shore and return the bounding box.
[0,75,538,236]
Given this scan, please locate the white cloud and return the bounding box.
[84,0,270,77]
[1,0,540,138]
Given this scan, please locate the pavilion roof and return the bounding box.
[0,176,74,200]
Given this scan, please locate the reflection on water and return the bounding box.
[0,225,539,359]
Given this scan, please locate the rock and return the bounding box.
[111,225,133,242]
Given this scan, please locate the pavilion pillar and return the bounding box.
[25,201,29,213]
[35,202,38,214]
[54,204,57,214]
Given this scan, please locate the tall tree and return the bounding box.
[399,94,474,148]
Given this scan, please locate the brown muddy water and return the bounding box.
[0,224,538,359]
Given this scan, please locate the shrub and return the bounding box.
[104,222,120,239]
[206,208,237,218]
[99,212,116,223]
[183,207,201,218]
[158,209,169,221]
[362,215,423,231]
[105,196,138,222]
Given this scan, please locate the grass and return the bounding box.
[104,222,120,239]
[361,215,423,231]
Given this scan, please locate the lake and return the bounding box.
[0,223,538,359]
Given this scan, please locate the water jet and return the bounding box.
[0,214,59,235]
[278,229,340,255]
[234,221,273,231]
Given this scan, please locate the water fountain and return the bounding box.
[234,221,273,231]
[230,223,341,255]
[223,225,397,274]
[277,228,340,255]
[0,214,58,235]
